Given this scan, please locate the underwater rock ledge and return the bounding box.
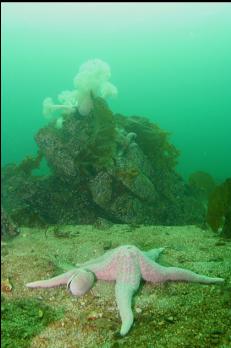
[2,98,205,227]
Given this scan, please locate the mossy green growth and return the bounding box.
[115,114,179,170]
[73,96,116,170]
[17,151,43,175]
[1,297,64,348]
[207,177,231,238]
[188,171,216,201]
[9,207,48,228]
[53,96,116,174]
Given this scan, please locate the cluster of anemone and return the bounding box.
[43,59,118,128]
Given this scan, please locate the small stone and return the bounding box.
[208,257,223,262]
[165,316,174,323]
[1,278,13,293]
[214,241,226,246]
[210,329,224,335]
[70,231,80,237]
[87,311,103,320]
[103,241,112,251]
[135,307,142,314]
[54,229,71,238]
[38,309,44,318]
[158,320,165,326]
[36,296,44,301]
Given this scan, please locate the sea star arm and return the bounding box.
[115,254,141,336]
[26,269,77,288]
[115,282,138,336]
[140,254,224,284]
[76,249,115,269]
[161,266,224,284]
[26,250,117,290]
[144,247,165,261]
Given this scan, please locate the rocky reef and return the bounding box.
[1,207,20,239]
[1,97,205,227]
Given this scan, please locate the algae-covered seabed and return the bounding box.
[2,225,231,348]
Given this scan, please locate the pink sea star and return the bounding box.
[26,245,224,336]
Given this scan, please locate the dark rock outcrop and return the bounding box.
[1,97,205,226]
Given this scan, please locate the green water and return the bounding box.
[2,3,231,181]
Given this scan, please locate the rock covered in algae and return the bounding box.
[2,97,205,226]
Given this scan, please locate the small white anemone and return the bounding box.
[43,58,118,120]
[43,93,77,121]
[58,90,78,107]
[74,59,118,115]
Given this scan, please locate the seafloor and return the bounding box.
[2,225,231,348]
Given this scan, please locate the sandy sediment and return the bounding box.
[1,224,231,348]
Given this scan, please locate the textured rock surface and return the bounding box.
[1,98,205,226]
[1,207,19,238]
